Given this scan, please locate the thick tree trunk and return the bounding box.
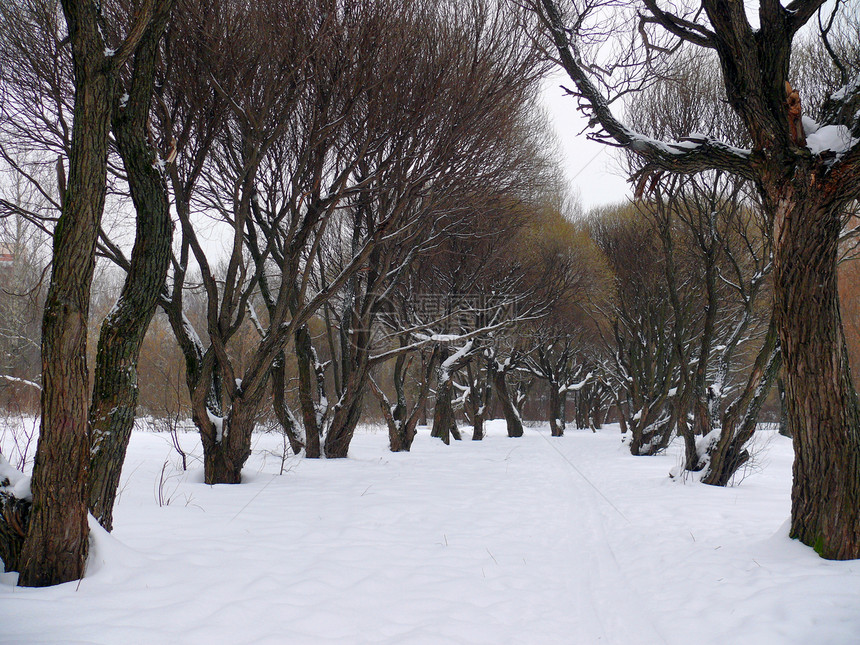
[370,376,427,453]
[17,2,116,586]
[676,390,701,471]
[324,361,369,458]
[471,413,485,441]
[493,369,523,438]
[628,412,674,456]
[88,17,174,531]
[772,191,860,559]
[375,348,436,452]
[431,374,458,445]
[324,387,366,458]
[197,399,259,485]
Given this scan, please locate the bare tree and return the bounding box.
[0,0,181,535]
[273,0,551,458]
[589,206,681,455]
[87,0,176,531]
[0,0,173,587]
[531,0,860,558]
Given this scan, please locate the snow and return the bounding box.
[1,422,858,644]
[441,340,473,380]
[0,453,31,500]
[563,371,592,392]
[206,410,224,442]
[806,123,858,156]
[0,375,40,391]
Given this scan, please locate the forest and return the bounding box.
[0,1,858,632]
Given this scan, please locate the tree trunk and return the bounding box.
[324,389,365,458]
[471,413,485,441]
[493,368,523,438]
[772,191,860,559]
[376,348,436,452]
[0,490,28,573]
[628,412,674,456]
[197,398,258,485]
[701,317,781,486]
[548,384,565,437]
[777,374,791,438]
[88,15,174,531]
[324,364,369,458]
[271,353,305,455]
[17,2,116,586]
[431,373,457,445]
[676,389,701,471]
[295,325,321,458]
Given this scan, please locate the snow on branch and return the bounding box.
[0,375,40,391]
[537,0,755,181]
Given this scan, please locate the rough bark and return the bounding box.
[777,375,791,438]
[88,5,175,531]
[493,367,524,438]
[295,325,322,459]
[772,188,860,559]
[0,491,28,573]
[375,349,436,452]
[17,0,115,587]
[324,373,368,459]
[324,316,373,459]
[195,395,260,485]
[431,372,458,445]
[627,413,674,456]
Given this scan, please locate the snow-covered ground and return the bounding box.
[1,420,858,644]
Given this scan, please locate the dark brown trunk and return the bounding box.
[202,443,243,485]
[17,2,116,586]
[197,398,258,485]
[471,414,485,441]
[295,325,321,458]
[324,367,368,459]
[493,368,523,438]
[88,13,174,531]
[777,374,791,437]
[628,411,674,456]
[772,187,860,559]
[376,348,436,452]
[0,491,28,573]
[431,374,457,445]
[548,384,565,437]
[677,389,701,471]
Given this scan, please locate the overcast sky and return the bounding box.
[541,72,631,214]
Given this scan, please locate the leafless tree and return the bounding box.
[530,0,860,558]
[0,0,173,587]
[272,0,552,458]
[588,206,682,454]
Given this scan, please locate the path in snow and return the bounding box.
[1,421,858,644]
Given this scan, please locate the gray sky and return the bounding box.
[541,72,631,213]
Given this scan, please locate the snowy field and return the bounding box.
[1,420,858,644]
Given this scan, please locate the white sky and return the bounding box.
[541,73,631,213]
